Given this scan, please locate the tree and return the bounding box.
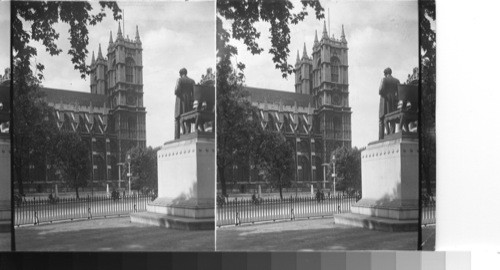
[329,147,362,195]
[217,0,324,77]
[127,146,159,194]
[53,132,91,198]
[256,131,294,199]
[12,62,58,195]
[12,1,121,194]
[216,54,262,196]
[12,1,121,79]
[216,1,324,196]
[420,0,436,196]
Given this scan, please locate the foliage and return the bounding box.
[53,131,91,198]
[12,62,57,195]
[216,0,324,196]
[216,15,261,196]
[12,1,121,79]
[216,53,262,196]
[329,146,362,194]
[217,0,324,78]
[127,146,159,193]
[420,0,436,196]
[256,131,294,200]
[12,1,121,194]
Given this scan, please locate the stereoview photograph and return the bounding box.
[216,0,424,251]
[12,0,215,251]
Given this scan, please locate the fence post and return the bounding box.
[87,194,92,219]
[33,197,38,225]
[235,197,240,226]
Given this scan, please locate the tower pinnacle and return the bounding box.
[109,30,113,43]
[97,44,103,59]
[314,30,319,45]
[302,43,308,59]
[322,21,328,39]
[341,24,347,42]
[91,51,95,65]
[117,22,123,40]
[135,25,141,43]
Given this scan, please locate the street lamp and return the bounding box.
[331,155,336,197]
[127,154,131,195]
[117,162,125,189]
[321,163,329,191]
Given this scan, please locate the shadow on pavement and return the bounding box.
[217,219,417,251]
[15,217,214,251]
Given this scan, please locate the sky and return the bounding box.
[225,0,418,148]
[0,2,10,71]
[28,1,215,148]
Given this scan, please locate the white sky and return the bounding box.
[227,0,418,148]
[0,2,10,70]
[28,1,215,148]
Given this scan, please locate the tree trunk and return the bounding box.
[218,165,227,196]
[279,182,283,200]
[75,185,79,199]
[15,160,24,195]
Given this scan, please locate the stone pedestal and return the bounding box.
[0,139,11,232]
[131,133,214,230]
[334,136,419,231]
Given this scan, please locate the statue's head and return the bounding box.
[384,67,392,76]
[179,68,188,76]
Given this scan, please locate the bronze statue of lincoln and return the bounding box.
[174,68,195,139]
[379,67,400,139]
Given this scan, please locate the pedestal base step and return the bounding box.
[0,221,10,233]
[334,213,418,232]
[130,212,214,231]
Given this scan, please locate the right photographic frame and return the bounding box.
[216,0,435,251]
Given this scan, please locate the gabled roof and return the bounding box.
[42,87,107,108]
[245,86,313,108]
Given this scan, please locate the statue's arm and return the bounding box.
[379,79,385,95]
[175,79,181,96]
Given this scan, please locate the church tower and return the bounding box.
[294,43,313,95]
[295,22,352,164]
[90,44,107,95]
[105,23,146,163]
[312,22,351,160]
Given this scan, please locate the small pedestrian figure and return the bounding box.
[316,189,322,203]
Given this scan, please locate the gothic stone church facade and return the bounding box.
[226,23,352,192]
[30,24,145,190]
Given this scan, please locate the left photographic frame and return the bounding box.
[11,0,215,251]
[0,0,12,251]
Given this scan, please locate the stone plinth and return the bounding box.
[0,138,11,232]
[334,136,419,231]
[130,133,214,230]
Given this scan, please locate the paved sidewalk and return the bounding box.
[0,233,10,251]
[15,217,214,251]
[216,218,418,251]
[421,225,436,251]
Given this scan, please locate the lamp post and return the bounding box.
[127,154,131,195]
[321,163,329,190]
[331,155,336,197]
[117,162,125,189]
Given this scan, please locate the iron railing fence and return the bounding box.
[15,194,154,226]
[217,195,361,227]
[422,200,436,225]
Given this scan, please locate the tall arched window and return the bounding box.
[317,58,322,82]
[128,117,136,139]
[125,58,135,83]
[331,57,340,83]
